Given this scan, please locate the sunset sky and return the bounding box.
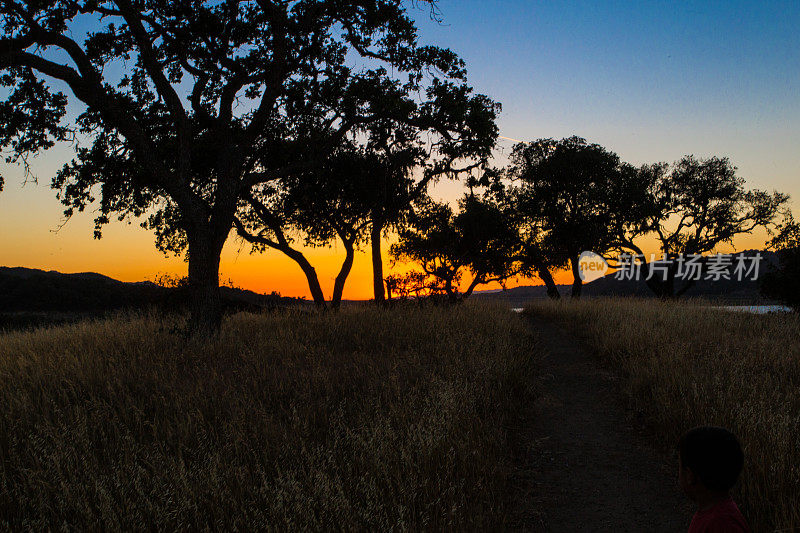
[0,0,797,300]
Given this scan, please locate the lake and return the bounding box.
[511,305,793,314]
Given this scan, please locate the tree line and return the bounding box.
[390,137,788,302]
[0,1,792,335]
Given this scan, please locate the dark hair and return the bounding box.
[679,426,744,492]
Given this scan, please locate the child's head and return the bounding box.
[678,426,744,501]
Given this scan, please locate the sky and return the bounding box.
[0,0,798,299]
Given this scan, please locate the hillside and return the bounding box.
[0,267,166,313]
[0,267,305,330]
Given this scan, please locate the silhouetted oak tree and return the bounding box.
[361,88,500,303]
[385,270,445,301]
[235,144,379,309]
[237,65,498,307]
[761,213,800,311]
[390,194,518,301]
[0,0,468,333]
[490,183,564,299]
[618,156,788,298]
[506,137,647,298]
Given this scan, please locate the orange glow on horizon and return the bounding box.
[0,225,773,301]
[0,176,779,301]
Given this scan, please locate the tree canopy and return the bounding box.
[390,193,518,301]
[0,0,486,332]
[618,156,788,297]
[503,136,649,298]
[234,62,499,308]
[1,2,791,318]
[761,213,800,311]
[235,143,381,308]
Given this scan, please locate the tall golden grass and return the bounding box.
[527,298,800,532]
[0,302,536,530]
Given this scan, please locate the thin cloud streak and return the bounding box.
[498,135,529,144]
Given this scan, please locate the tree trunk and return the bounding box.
[663,266,676,299]
[281,246,327,308]
[644,277,665,297]
[233,218,327,308]
[675,277,697,298]
[187,231,223,336]
[570,255,583,299]
[370,213,386,303]
[444,276,459,303]
[463,274,484,299]
[626,244,671,298]
[642,262,673,298]
[331,242,355,309]
[534,262,561,300]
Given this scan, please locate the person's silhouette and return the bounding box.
[678,427,750,532]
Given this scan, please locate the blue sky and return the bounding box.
[416,0,799,198]
[0,0,797,295]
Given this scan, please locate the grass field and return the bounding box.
[0,303,536,530]
[527,298,800,532]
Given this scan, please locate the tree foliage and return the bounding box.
[384,270,445,301]
[503,136,649,297]
[761,213,800,311]
[235,66,499,308]
[361,89,500,302]
[235,144,380,308]
[620,156,789,297]
[0,0,478,332]
[390,194,518,301]
[498,138,788,299]
[0,67,68,186]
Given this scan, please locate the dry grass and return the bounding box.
[527,298,800,532]
[0,302,536,530]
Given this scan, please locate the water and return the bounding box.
[510,305,792,314]
[717,305,793,314]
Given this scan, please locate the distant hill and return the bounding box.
[0,267,166,313]
[475,250,779,307]
[0,267,306,330]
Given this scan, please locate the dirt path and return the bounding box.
[516,316,693,532]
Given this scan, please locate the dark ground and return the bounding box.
[513,317,693,532]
